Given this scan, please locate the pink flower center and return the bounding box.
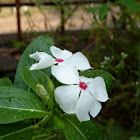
[79,82,88,90]
[55,58,64,63]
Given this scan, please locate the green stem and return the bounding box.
[35,112,53,128]
[43,96,54,112]
[87,0,115,57]
[32,133,53,140]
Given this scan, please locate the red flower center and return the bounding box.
[55,58,64,63]
[79,82,88,90]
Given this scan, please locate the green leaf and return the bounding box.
[87,6,100,13]
[54,116,65,129]
[21,66,49,93]
[63,114,102,140]
[117,0,139,10]
[0,125,53,140]
[14,35,55,91]
[0,78,13,87]
[99,4,109,20]
[80,70,112,90]
[0,125,37,140]
[0,121,29,136]
[0,87,48,124]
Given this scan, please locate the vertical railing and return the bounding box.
[0,1,99,40]
[60,7,65,36]
[16,0,22,40]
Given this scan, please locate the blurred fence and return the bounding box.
[0,0,99,40]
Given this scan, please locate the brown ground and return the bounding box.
[0,6,93,34]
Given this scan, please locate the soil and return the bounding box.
[0,7,93,34]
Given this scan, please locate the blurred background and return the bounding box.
[0,0,140,139]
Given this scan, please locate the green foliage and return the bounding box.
[117,0,139,10]
[87,7,100,13]
[87,0,139,21]
[14,35,55,91]
[130,137,140,140]
[0,78,13,87]
[0,35,114,139]
[0,126,36,140]
[21,66,49,93]
[12,40,25,50]
[107,123,127,140]
[0,122,53,140]
[53,116,65,129]
[0,87,48,124]
[80,70,112,90]
[0,121,29,136]
[63,114,102,140]
[99,4,110,21]
[47,77,55,100]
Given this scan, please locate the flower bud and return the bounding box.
[36,84,47,101]
[47,77,55,100]
[121,52,128,59]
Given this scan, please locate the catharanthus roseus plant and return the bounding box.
[0,35,112,140]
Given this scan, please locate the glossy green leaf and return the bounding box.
[54,116,65,129]
[0,121,28,136]
[117,0,139,10]
[0,78,13,87]
[87,6,100,13]
[0,122,53,140]
[21,66,49,93]
[0,124,54,140]
[14,35,55,91]
[99,4,109,20]
[63,114,102,140]
[0,126,36,140]
[0,87,48,124]
[80,70,112,90]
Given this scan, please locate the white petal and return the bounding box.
[88,77,109,102]
[66,52,92,71]
[89,97,102,118]
[50,46,73,60]
[29,51,51,61]
[54,85,80,113]
[75,90,93,122]
[79,76,93,84]
[30,55,56,70]
[51,64,80,84]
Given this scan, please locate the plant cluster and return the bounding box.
[0,35,113,140]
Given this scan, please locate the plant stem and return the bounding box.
[35,112,53,128]
[86,0,115,57]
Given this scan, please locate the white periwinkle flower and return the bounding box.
[54,75,109,122]
[29,46,92,84]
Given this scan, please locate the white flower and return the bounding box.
[29,46,92,84]
[54,76,109,122]
[104,56,110,60]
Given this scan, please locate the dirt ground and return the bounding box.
[0,6,93,34]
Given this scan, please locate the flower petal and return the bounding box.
[88,77,109,102]
[30,55,56,70]
[79,76,93,84]
[29,51,51,61]
[66,52,92,71]
[50,46,73,60]
[75,90,93,122]
[89,97,102,118]
[54,85,80,113]
[51,64,80,84]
